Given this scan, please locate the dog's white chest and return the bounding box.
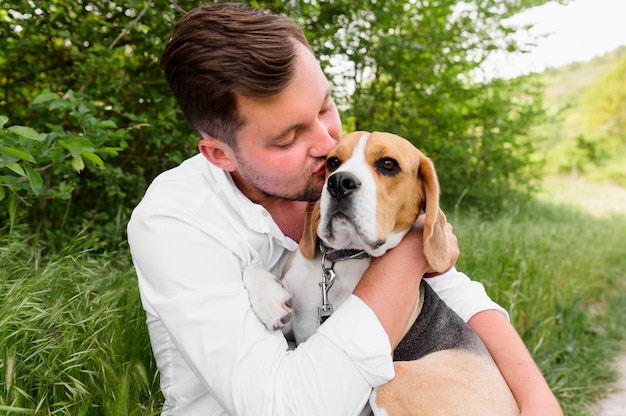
[282,251,371,344]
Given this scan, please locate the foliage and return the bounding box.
[534,46,626,186]
[0,228,162,414]
[585,53,626,142]
[580,52,626,185]
[1,91,128,237]
[1,0,569,243]
[0,0,199,247]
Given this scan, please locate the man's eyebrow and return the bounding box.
[266,86,333,143]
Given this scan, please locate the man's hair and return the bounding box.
[160,2,310,148]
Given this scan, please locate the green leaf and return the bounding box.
[7,125,45,141]
[49,99,73,111]
[5,162,26,176]
[99,146,123,155]
[23,164,43,194]
[60,140,83,158]
[7,191,17,231]
[0,146,36,162]
[0,115,8,128]
[71,156,85,172]
[96,120,117,129]
[81,151,104,167]
[31,92,61,105]
[0,185,4,202]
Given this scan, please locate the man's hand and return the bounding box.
[370,214,459,278]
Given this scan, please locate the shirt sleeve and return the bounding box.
[424,267,510,322]
[128,208,393,416]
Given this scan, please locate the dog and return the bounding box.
[246,131,519,415]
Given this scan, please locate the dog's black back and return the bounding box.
[393,280,489,362]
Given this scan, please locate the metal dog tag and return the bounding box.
[318,268,336,324]
[318,303,334,323]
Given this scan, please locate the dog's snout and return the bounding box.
[327,172,361,200]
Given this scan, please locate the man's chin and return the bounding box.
[291,183,323,202]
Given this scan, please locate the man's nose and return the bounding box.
[310,122,339,158]
[319,134,338,156]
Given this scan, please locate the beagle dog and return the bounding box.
[247,131,519,415]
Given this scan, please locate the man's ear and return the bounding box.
[198,138,237,172]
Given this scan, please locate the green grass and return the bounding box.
[0,231,162,415]
[1,178,625,415]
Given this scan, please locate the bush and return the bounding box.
[1,91,132,249]
[1,0,198,247]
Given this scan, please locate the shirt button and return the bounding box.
[261,210,269,217]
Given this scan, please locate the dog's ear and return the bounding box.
[299,201,321,259]
[418,153,451,273]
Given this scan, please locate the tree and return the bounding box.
[1,0,568,246]
[286,0,567,212]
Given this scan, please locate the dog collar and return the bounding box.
[318,241,370,263]
[317,241,369,324]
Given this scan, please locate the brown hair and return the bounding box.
[160,2,310,148]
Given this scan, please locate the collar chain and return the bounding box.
[317,241,369,324]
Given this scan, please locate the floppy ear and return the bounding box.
[299,201,321,259]
[418,153,451,273]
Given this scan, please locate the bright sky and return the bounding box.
[481,0,626,79]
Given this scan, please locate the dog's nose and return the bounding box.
[327,172,361,200]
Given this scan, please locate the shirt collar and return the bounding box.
[201,155,298,251]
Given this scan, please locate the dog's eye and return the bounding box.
[326,156,342,172]
[376,158,400,175]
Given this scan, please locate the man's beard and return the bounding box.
[238,165,324,202]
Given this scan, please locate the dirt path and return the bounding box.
[539,175,626,218]
[592,354,626,415]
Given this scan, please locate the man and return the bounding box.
[127,3,562,415]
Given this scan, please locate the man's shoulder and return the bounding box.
[152,153,215,186]
[134,153,230,216]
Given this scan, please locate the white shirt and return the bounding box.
[127,153,507,415]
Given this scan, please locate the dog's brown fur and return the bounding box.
[301,131,450,274]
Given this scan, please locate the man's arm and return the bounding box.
[354,226,426,347]
[469,310,563,416]
[355,219,460,347]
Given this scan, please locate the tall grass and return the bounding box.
[0,230,162,415]
[1,187,625,415]
[453,197,626,415]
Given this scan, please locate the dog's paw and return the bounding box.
[243,262,293,330]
